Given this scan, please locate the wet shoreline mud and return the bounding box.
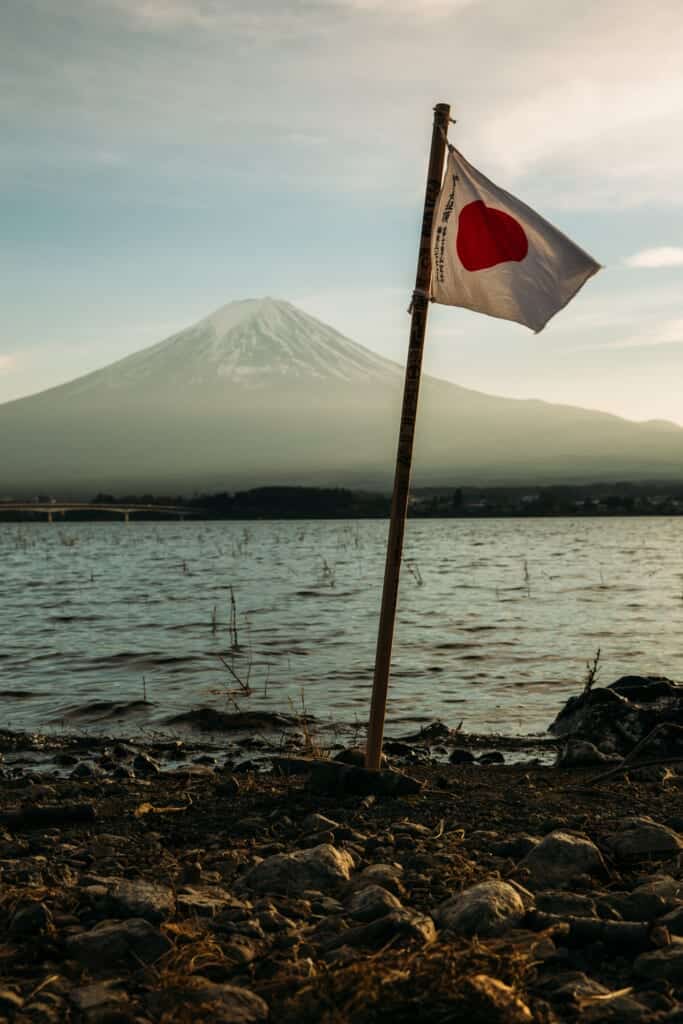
[1,676,682,1022]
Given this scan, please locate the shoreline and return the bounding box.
[1,683,682,1022]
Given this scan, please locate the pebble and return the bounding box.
[347,884,403,922]
[239,843,354,895]
[449,747,476,764]
[104,877,175,924]
[635,939,683,983]
[517,830,606,889]
[604,817,683,861]
[66,918,172,969]
[437,880,527,937]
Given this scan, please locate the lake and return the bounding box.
[2,517,682,740]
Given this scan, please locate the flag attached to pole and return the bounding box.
[431,146,601,332]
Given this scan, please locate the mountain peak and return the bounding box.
[200,296,292,336]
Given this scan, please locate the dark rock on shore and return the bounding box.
[550,674,683,755]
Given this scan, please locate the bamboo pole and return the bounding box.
[365,102,451,772]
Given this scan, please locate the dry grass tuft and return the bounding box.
[272,936,544,1024]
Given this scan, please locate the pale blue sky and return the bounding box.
[2,0,682,423]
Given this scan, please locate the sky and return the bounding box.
[1,0,683,424]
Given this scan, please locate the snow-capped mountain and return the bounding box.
[2,297,682,495]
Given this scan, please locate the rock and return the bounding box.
[660,905,683,935]
[240,844,354,895]
[491,834,540,859]
[601,889,669,921]
[335,747,371,767]
[394,821,431,838]
[478,751,505,765]
[537,970,610,1000]
[347,884,402,922]
[324,909,436,949]
[105,878,175,924]
[635,940,683,982]
[177,886,241,918]
[302,813,339,833]
[449,747,476,764]
[132,752,160,775]
[463,974,532,1024]
[549,676,683,755]
[611,675,680,701]
[398,721,451,743]
[148,979,268,1023]
[604,817,683,861]
[517,830,606,889]
[9,899,52,936]
[536,891,599,918]
[437,881,527,937]
[66,918,172,968]
[69,980,129,1015]
[355,863,405,897]
[556,740,619,768]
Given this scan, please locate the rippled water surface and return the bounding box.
[2,518,683,738]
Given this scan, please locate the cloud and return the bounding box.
[0,355,16,373]
[609,318,683,349]
[4,0,683,209]
[626,247,683,269]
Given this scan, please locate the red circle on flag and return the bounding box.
[456,200,528,271]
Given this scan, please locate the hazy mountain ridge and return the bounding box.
[2,297,682,496]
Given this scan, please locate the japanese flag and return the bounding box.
[431,147,601,332]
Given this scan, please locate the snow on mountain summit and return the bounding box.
[71,297,402,396]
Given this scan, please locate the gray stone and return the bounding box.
[240,843,354,895]
[69,980,129,1013]
[176,885,238,918]
[437,880,527,937]
[517,830,606,889]
[347,884,402,922]
[325,908,436,949]
[600,889,668,922]
[355,863,405,896]
[105,878,174,924]
[66,918,172,968]
[635,940,683,982]
[536,891,599,918]
[556,740,619,769]
[604,817,683,861]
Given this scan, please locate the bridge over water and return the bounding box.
[0,502,197,523]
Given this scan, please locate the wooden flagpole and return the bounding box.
[365,102,451,772]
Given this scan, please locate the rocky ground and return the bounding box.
[1,681,683,1023]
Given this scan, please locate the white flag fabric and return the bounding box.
[431,147,601,332]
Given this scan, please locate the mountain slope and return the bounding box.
[2,297,682,495]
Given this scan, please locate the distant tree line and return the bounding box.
[1,482,683,521]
